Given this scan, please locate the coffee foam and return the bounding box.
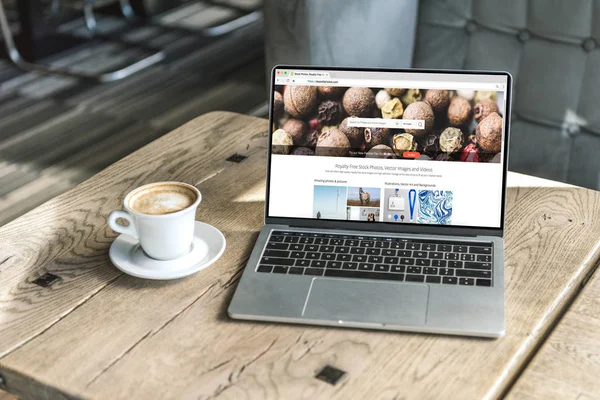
[128,183,197,215]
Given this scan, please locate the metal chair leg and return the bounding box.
[0,0,165,82]
[119,0,136,20]
[83,0,98,32]
[202,9,262,37]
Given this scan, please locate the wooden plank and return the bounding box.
[0,390,18,400]
[1,112,600,399]
[506,267,600,400]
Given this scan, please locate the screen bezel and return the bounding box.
[264,65,512,237]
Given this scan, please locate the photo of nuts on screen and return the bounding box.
[271,86,504,163]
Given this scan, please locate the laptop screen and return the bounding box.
[267,67,509,229]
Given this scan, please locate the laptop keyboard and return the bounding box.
[256,231,493,287]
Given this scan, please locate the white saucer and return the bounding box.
[109,221,226,280]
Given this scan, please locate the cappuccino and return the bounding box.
[128,183,197,215]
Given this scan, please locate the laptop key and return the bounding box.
[305,245,319,252]
[350,248,365,254]
[382,249,396,256]
[352,255,367,262]
[448,261,463,268]
[289,267,304,275]
[453,245,468,253]
[432,260,447,267]
[407,266,422,274]
[429,252,443,259]
[465,262,492,270]
[327,261,342,269]
[477,255,492,262]
[311,260,326,268]
[406,274,425,282]
[368,256,383,263]
[360,241,375,248]
[456,269,491,278]
[476,279,492,287]
[400,258,415,265]
[366,248,381,255]
[358,263,374,271]
[284,237,299,243]
[384,256,399,264]
[423,267,438,275]
[290,244,304,251]
[331,239,344,246]
[321,253,335,260]
[336,254,352,261]
[342,262,358,270]
[391,242,405,249]
[426,275,441,284]
[413,251,427,258]
[407,243,421,250]
[345,239,359,246]
[273,266,288,274]
[422,244,436,251]
[266,243,288,250]
[270,235,284,242]
[336,246,350,253]
[442,277,458,284]
[295,259,310,267]
[445,253,459,260]
[470,246,492,254]
[438,244,452,252]
[290,251,306,259]
[375,241,390,249]
[460,254,475,261]
[257,265,272,273]
[374,264,389,272]
[304,268,324,276]
[459,278,475,286]
[320,246,334,252]
[416,259,431,266]
[299,237,314,244]
[306,252,320,260]
[263,250,290,258]
[439,268,454,276]
[325,269,404,281]
[315,238,329,245]
[261,257,294,266]
[398,250,412,257]
[390,265,405,273]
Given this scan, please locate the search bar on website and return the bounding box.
[346,117,425,130]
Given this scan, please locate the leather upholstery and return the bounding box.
[414,0,600,189]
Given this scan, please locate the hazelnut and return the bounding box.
[476,112,503,153]
[318,86,346,99]
[381,98,404,119]
[292,147,315,156]
[272,129,293,154]
[366,144,396,159]
[424,89,450,113]
[343,87,376,117]
[385,88,406,97]
[400,89,422,106]
[439,127,464,153]
[339,117,365,148]
[473,99,500,123]
[284,86,318,118]
[375,89,392,109]
[392,133,417,155]
[403,101,434,135]
[364,127,392,150]
[447,96,472,127]
[317,100,343,125]
[282,119,308,144]
[474,90,497,103]
[273,91,284,120]
[316,128,351,157]
[455,90,474,101]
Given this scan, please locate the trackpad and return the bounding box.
[302,278,428,326]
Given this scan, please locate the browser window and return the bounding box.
[268,68,508,228]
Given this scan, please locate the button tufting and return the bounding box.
[582,38,596,52]
[464,20,477,34]
[517,30,531,42]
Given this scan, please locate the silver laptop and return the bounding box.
[228,66,511,338]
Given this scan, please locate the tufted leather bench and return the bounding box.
[414,0,600,189]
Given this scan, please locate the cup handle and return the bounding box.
[108,210,138,239]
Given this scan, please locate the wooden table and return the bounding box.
[1,111,600,400]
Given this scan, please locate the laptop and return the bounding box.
[228,66,511,338]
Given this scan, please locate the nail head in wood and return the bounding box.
[226,154,247,163]
[32,273,63,288]
[315,365,346,385]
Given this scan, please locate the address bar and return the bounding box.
[276,77,503,90]
[346,117,425,130]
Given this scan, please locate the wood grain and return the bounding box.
[1,112,600,399]
[507,267,600,400]
[0,390,17,400]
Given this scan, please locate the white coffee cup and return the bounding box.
[108,182,201,261]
